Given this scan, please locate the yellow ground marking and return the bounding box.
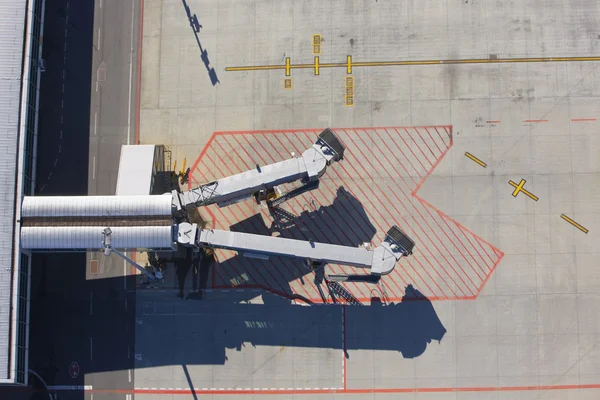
[314,56,320,75]
[225,56,600,74]
[345,76,354,105]
[561,214,589,234]
[509,179,539,201]
[347,55,352,74]
[284,78,292,89]
[285,57,291,76]
[180,158,187,175]
[312,34,322,55]
[464,152,487,167]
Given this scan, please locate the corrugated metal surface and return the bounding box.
[0,0,27,380]
[21,226,174,250]
[21,194,173,218]
[116,145,156,195]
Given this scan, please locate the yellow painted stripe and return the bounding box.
[465,152,486,167]
[561,214,589,234]
[225,56,600,73]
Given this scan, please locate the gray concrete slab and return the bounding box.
[132,0,600,398]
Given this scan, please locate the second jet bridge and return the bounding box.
[176,223,414,276]
[174,128,345,212]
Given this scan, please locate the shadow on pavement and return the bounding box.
[26,257,445,386]
[27,253,136,400]
[137,285,446,369]
[181,0,220,85]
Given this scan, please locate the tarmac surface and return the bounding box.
[25,0,140,399]
[131,0,600,398]
[27,0,600,399]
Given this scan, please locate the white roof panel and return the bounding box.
[116,145,156,195]
[0,0,27,381]
[21,194,173,218]
[21,226,174,250]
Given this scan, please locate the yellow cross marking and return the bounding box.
[285,57,291,76]
[508,179,538,201]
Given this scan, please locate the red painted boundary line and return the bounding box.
[486,120,501,123]
[189,126,504,301]
[524,119,548,123]
[571,118,597,122]
[49,383,600,394]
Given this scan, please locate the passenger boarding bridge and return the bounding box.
[19,129,415,282]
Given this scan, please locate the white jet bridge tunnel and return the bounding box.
[18,128,415,279]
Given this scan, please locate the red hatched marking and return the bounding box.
[189,126,504,303]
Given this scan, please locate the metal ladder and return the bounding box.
[326,281,362,306]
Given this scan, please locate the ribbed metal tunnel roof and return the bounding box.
[20,226,175,250]
[0,0,28,382]
[21,194,173,218]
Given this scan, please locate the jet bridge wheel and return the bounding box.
[304,258,325,271]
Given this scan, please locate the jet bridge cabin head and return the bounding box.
[316,128,345,165]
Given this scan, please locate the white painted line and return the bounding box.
[60,115,63,124]
[97,28,101,49]
[123,259,128,289]
[62,83,64,93]
[92,156,96,179]
[341,306,345,388]
[99,0,103,8]
[94,111,98,135]
[61,99,64,108]
[89,291,93,316]
[90,337,93,360]
[62,70,65,80]
[126,395,131,400]
[133,386,345,391]
[64,42,67,52]
[96,81,99,92]
[126,0,135,145]
[128,369,131,383]
[90,394,93,400]
[54,158,58,167]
